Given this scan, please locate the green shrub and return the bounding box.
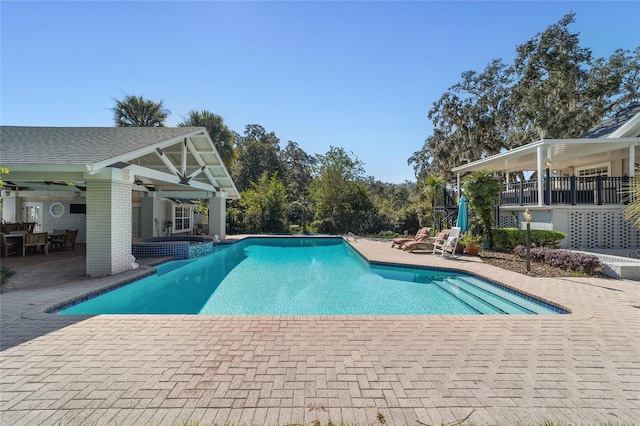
[514,246,601,274]
[492,228,566,251]
[459,233,482,248]
[312,218,337,234]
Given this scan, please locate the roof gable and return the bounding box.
[0,126,200,165]
[581,104,640,138]
[0,126,239,198]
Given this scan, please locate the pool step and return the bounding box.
[454,275,556,314]
[443,277,537,314]
[432,278,504,314]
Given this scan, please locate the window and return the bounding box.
[50,202,65,218]
[172,205,193,234]
[575,162,610,178]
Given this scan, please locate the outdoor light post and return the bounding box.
[524,208,531,272]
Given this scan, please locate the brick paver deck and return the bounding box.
[1,237,639,425]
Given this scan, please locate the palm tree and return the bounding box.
[179,110,236,168]
[624,177,640,229]
[423,174,444,229]
[111,95,169,127]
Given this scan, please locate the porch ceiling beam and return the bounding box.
[186,165,207,181]
[5,190,79,197]
[181,138,188,176]
[124,164,216,192]
[154,140,215,186]
[155,147,182,178]
[153,190,214,199]
[184,138,220,187]
[162,148,216,155]
[2,171,86,181]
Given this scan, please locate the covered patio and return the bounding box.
[0,126,239,276]
[452,137,640,207]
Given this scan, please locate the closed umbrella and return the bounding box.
[456,195,468,233]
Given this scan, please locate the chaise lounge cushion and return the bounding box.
[403,230,449,253]
[391,227,431,248]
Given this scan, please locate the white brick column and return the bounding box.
[85,169,133,276]
[209,192,227,241]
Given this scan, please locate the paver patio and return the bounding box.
[1,237,639,425]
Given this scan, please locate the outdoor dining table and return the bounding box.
[7,232,64,239]
[5,232,65,254]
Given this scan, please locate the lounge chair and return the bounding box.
[391,227,431,248]
[433,227,461,257]
[403,229,449,253]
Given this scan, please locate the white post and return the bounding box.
[209,192,227,241]
[85,168,133,276]
[629,143,636,178]
[537,145,544,206]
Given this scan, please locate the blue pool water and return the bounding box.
[57,237,565,315]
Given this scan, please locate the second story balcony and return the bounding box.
[500,175,630,206]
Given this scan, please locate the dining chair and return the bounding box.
[1,233,20,257]
[23,232,48,256]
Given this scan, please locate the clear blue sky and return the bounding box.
[2,1,639,183]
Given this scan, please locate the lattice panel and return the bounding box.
[585,211,600,248]
[569,211,584,249]
[602,211,616,248]
[194,212,208,226]
[0,196,17,222]
[568,209,639,249]
[621,213,640,248]
[498,213,517,229]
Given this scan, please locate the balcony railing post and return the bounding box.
[519,181,524,206]
[500,174,631,207]
[544,168,551,205]
[623,174,630,205]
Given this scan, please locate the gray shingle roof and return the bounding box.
[580,104,640,138]
[0,126,203,165]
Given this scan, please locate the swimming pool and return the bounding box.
[56,237,566,315]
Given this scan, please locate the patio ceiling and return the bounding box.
[0,127,240,199]
[452,137,640,174]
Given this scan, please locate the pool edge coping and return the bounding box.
[29,235,592,321]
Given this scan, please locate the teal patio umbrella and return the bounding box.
[456,195,469,233]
